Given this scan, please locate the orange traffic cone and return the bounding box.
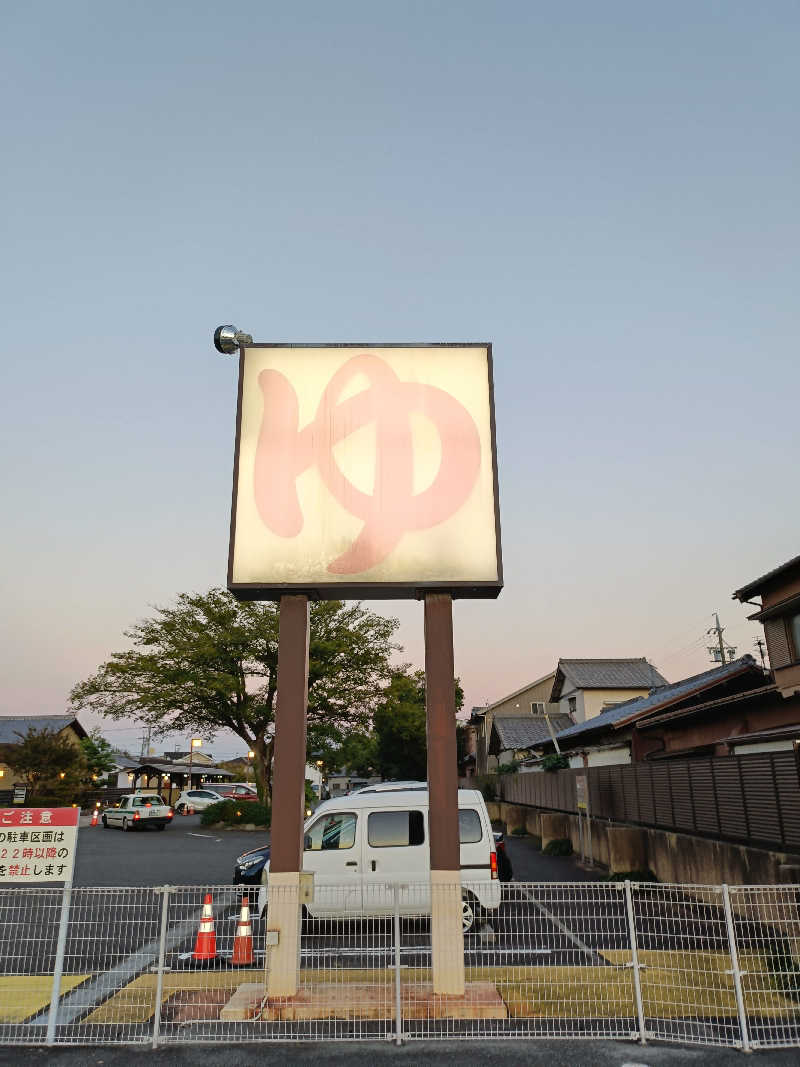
[90,809,99,827]
[192,893,217,962]
[231,894,254,966]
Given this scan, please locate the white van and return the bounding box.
[258,784,501,932]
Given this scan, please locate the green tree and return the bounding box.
[0,727,87,802]
[336,731,378,778]
[70,589,399,802]
[373,670,464,781]
[80,728,117,784]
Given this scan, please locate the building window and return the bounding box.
[531,702,545,714]
[791,613,800,660]
[568,697,577,716]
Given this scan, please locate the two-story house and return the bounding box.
[470,672,557,773]
[734,553,800,698]
[550,659,668,723]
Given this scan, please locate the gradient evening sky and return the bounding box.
[2,2,798,760]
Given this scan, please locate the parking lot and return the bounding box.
[74,813,267,888]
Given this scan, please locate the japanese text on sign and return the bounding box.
[0,807,78,883]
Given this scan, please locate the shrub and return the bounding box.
[541,753,569,772]
[497,761,519,775]
[200,799,271,828]
[511,826,527,836]
[542,838,573,857]
[481,781,497,801]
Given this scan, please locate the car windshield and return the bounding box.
[132,796,161,807]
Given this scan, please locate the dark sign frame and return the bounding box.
[227,342,503,601]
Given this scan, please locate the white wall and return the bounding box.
[586,745,631,767]
[559,689,586,723]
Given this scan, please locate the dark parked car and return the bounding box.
[234,842,270,887]
[494,831,513,882]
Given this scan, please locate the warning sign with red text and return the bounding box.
[0,807,79,883]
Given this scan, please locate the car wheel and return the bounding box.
[156,823,166,831]
[122,817,130,832]
[102,816,109,829]
[176,803,186,815]
[461,893,481,934]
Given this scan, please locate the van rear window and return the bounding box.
[368,810,425,848]
[459,809,483,843]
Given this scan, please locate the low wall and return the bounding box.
[497,802,798,895]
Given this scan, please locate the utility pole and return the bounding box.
[139,725,152,760]
[707,613,735,666]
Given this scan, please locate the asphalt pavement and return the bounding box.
[0,1040,797,1065]
[74,813,268,887]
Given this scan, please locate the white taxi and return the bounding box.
[101,792,173,831]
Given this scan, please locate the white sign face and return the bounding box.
[228,344,502,599]
[0,807,78,883]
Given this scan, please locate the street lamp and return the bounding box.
[188,738,202,796]
[247,750,255,782]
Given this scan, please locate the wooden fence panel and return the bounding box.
[669,763,695,831]
[739,754,782,845]
[468,752,800,852]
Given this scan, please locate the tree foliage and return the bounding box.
[372,669,464,782]
[0,727,87,802]
[80,729,117,783]
[334,732,378,778]
[69,589,400,800]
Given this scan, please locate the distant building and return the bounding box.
[470,672,557,774]
[0,714,87,788]
[539,656,769,766]
[550,659,667,724]
[489,712,572,769]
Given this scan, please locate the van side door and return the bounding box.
[301,809,362,916]
[361,806,430,915]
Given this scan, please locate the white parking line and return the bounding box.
[520,888,601,962]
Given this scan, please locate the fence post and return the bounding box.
[722,884,751,1052]
[152,885,172,1048]
[393,884,403,1045]
[623,880,647,1044]
[46,881,73,1046]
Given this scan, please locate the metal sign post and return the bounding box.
[265,594,310,998]
[425,593,465,995]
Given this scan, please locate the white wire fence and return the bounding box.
[0,880,798,1048]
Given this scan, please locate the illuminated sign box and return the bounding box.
[228,344,502,600]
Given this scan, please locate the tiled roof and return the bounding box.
[555,659,667,695]
[0,715,85,745]
[734,553,800,601]
[492,714,573,750]
[552,656,759,746]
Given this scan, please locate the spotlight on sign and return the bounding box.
[214,325,253,355]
